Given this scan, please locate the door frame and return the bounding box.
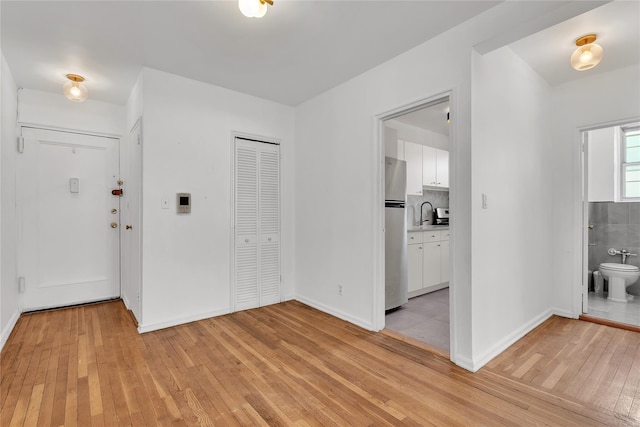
[373,89,457,360]
[229,131,282,313]
[575,116,640,317]
[16,124,123,310]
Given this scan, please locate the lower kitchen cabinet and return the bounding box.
[407,229,449,298]
[407,243,423,293]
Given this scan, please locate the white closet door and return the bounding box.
[259,144,280,306]
[235,139,259,310]
[234,138,280,311]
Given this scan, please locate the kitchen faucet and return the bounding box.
[420,201,434,226]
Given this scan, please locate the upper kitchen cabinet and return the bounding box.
[422,146,449,189]
[404,141,423,196]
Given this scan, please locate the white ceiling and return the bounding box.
[0,1,499,106]
[509,1,640,87]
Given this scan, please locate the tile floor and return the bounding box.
[587,292,640,327]
[385,288,450,352]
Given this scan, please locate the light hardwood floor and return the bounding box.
[1,300,638,426]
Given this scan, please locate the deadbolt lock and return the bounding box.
[110,222,118,228]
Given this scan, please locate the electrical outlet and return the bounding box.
[337,284,343,296]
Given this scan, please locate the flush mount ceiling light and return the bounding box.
[570,34,603,71]
[239,0,273,18]
[63,74,88,102]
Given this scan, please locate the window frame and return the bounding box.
[621,125,640,201]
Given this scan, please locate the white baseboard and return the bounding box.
[471,308,554,372]
[452,354,475,372]
[552,307,576,319]
[0,310,21,352]
[295,295,374,331]
[138,308,230,333]
[282,293,296,302]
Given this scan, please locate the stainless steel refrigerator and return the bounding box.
[385,157,408,310]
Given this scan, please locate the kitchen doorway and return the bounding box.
[380,94,454,354]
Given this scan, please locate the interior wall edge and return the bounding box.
[137,306,231,334]
[0,309,20,353]
[295,295,375,332]
[471,308,554,372]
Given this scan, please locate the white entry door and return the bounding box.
[18,127,121,311]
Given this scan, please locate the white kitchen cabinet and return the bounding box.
[436,150,449,188]
[407,229,450,298]
[407,242,423,293]
[404,141,423,196]
[422,146,449,189]
[422,241,441,288]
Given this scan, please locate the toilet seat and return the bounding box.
[600,263,639,272]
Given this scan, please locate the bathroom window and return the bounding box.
[622,126,640,200]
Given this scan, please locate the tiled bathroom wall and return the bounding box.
[407,190,449,226]
[589,202,640,295]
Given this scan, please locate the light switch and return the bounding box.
[161,197,169,209]
[70,178,80,194]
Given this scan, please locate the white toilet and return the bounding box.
[598,263,640,303]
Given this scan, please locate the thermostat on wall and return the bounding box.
[176,193,191,213]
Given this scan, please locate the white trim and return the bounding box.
[296,295,374,332]
[470,309,554,372]
[19,122,122,140]
[138,308,230,334]
[372,89,457,359]
[552,307,576,319]
[0,310,20,352]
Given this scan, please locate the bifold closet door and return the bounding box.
[234,138,280,311]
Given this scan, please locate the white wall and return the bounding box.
[588,127,617,202]
[138,68,295,331]
[551,64,640,317]
[19,89,125,136]
[385,121,449,150]
[470,47,553,369]
[293,16,475,364]
[292,1,591,369]
[1,54,20,351]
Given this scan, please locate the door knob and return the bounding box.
[111,208,118,214]
[126,225,133,230]
[110,222,118,228]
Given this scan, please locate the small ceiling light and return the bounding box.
[570,34,603,71]
[63,74,88,102]
[239,0,273,18]
[446,112,450,124]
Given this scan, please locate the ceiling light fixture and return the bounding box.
[570,34,603,71]
[63,74,88,102]
[446,112,450,124]
[239,0,273,18]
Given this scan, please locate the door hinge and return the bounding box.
[17,136,24,153]
[18,277,25,293]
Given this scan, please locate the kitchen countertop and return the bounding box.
[408,225,449,232]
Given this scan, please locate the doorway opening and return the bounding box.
[581,121,640,329]
[381,94,453,355]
